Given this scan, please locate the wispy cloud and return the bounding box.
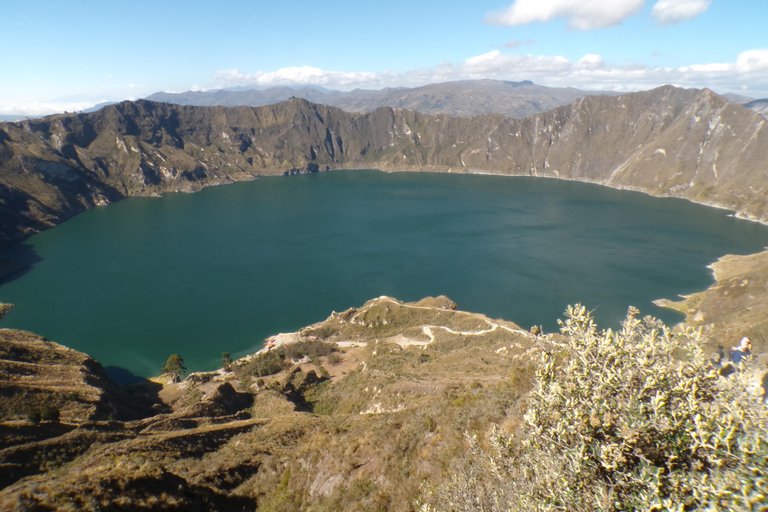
[650,0,711,25]
[503,39,536,48]
[0,100,100,117]
[484,0,646,30]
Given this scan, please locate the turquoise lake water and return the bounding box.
[2,170,767,382]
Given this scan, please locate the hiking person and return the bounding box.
[729,337,752,364]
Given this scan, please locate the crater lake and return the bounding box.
[2,169,768,382]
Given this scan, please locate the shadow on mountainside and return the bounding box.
[0,240,41,286]
[104,365,150,386]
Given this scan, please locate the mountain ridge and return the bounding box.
[145,79,619,119]
[1,85,767,241]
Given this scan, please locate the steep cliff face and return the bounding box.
[1,86,767,240]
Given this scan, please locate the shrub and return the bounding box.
[422,304,768,511]
[280,340,338,360]
[248,351,285,377]
[27,409,41,424]
[242,340,340,377]
[41,405,60,422]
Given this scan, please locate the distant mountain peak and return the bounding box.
[144,79,618,119]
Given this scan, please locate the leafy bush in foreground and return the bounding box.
[422,305,767,511]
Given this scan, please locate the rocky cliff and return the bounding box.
[2,85,767,240]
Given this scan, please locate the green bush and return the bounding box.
[243,340,339,378]
[248,351,285,377]
[422,304,768,511]
[41,405,60,422]
[27,409,41,424]
[280,340,338,360]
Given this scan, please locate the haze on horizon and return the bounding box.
[2,0,767,117]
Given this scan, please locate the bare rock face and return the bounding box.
[2,85,768,239]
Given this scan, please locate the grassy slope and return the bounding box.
[0,296,541,511]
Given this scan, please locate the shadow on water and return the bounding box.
[104,366,172,418]
[104,365,150,386]
[0,239,42,286]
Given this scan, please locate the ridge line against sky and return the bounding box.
[2,0,767,117]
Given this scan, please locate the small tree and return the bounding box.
[222,351,232,371]
[161,354,186,382]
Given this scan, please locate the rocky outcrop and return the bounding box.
[2,86,768,240]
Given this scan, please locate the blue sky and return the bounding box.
[2,0,767,115]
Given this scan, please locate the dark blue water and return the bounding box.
[1,170,767,380]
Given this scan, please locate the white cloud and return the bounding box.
[735,49,768,73]
[464,51,504,72]
[210,47,768,99]
[650,0,711,25]
[8,47,768,117]
[576,54,605,69]
[214,66,380,90]
[485,0,646,30]
[679,63,731,73]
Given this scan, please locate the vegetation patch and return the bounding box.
[422,305,768,511]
